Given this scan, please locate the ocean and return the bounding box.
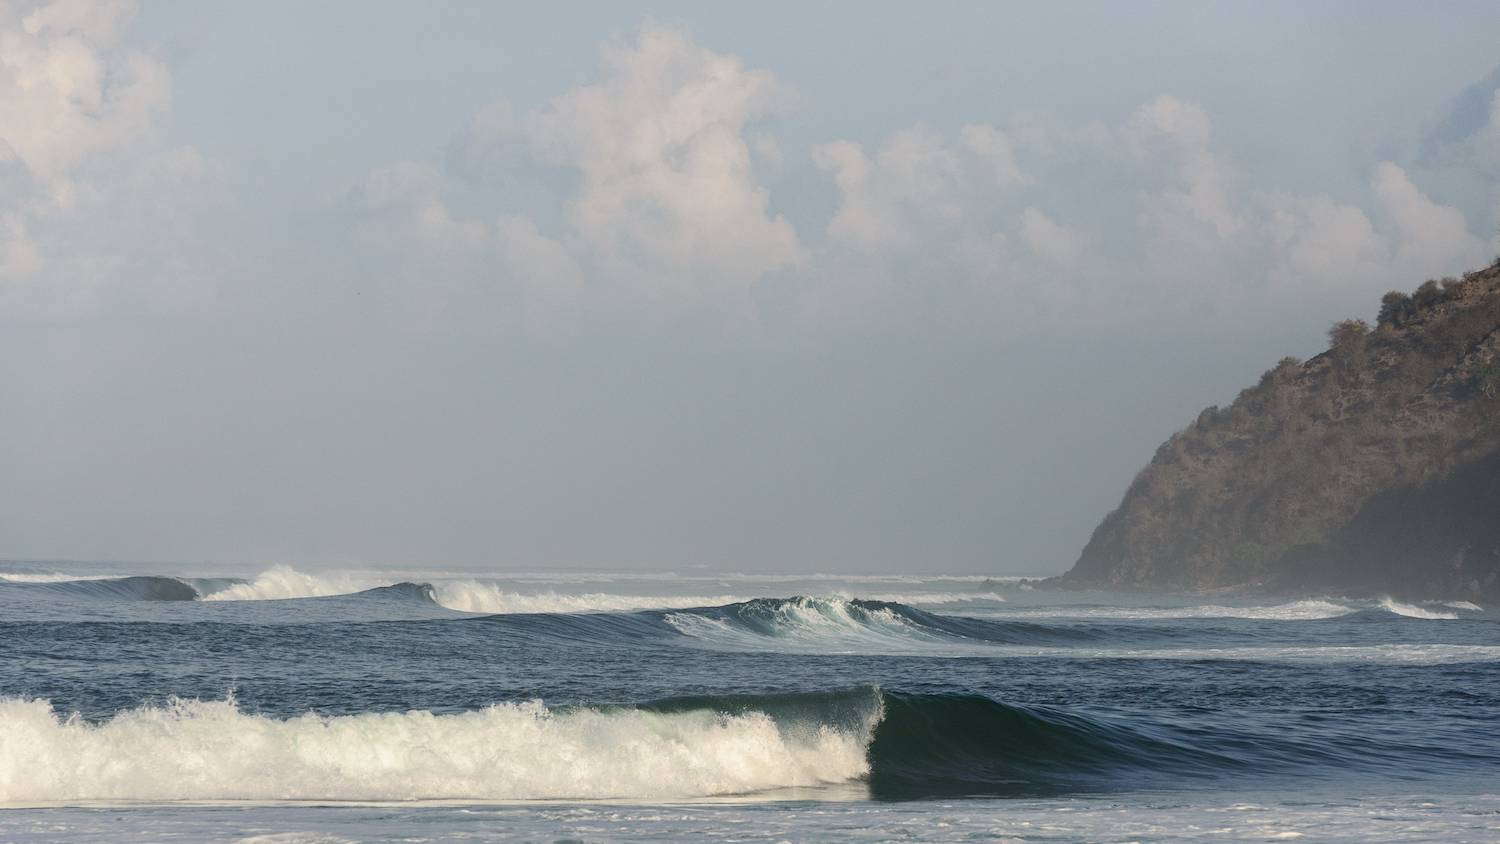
[1,565,1497,842]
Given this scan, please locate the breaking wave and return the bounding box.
[200,567,380,602]
[427,582,744,614]
[991,599,1357,621]
[6,684,1476,805]
[660,597,1086,653]
[1375,597,1459,620]
[194,567,999,615]
[0,691,876,804]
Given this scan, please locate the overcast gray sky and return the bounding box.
[3,1,1499,574]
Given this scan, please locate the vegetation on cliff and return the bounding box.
[1063,260,1500,599]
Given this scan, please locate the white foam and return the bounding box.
[1377,597,1458,620]
[985,600,1356,621]
[846,591,1005,605]
[198,567,999,615]
[0,695,876,805]
[0,573,120,583]
[200,566,381,602]
[666,596,955,654]
[1442,600,1482,612]
[428,582,745,614]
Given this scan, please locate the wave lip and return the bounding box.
[0,692,876,805]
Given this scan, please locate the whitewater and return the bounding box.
[1,564,1497,841]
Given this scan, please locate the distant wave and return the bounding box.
[0,575,201,602]
[647,599,1500,663]
[428,581,745,614]
[194,566,1001,614]
[200,568,746,614]
[989,598,1482,622]
[990,599,1357,621]
[0,572,120,583]
[661,597,1084,653]
[1376,597,1458,620]
[843,591,1006,606]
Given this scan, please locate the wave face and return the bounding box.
[0,693,875,804]
[865,692,1236,798]
[0,576,200,602]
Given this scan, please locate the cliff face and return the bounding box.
[1063,262,1500,600]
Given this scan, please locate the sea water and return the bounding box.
[1,565,1497,841]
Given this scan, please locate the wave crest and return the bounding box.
[429,582,743,614]
[1376,597,1458,620]
[0,693,875,804]
[200,567,379,602]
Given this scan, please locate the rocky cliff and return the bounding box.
[1061,261,1500,600]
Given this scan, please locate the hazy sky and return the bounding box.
[4,1,1500,574]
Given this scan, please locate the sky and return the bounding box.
[3,1,1500,574]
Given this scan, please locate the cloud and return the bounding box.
[814,125,964,253]
[1372,161,1491,278]
[445,101,524,184]
[358,25,805,322]
[493,215,586,328]
[1125,96,1245,287]
[0,0,219,318]
[525,25,802,300]
[960,123,1031,189]
[1021,207,1083,269]
[353,34,1500,333]
[1264,193,1387,289]
[354,162,487,257]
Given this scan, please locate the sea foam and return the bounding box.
[0,696,874,804]
[1377,597,1458,620]
[989,599,1356,621]
[428,582,744,614]
[665,596,959,654]
[198,566,996,615]
[199,566,380,601]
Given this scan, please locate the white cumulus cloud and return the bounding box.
[0,0,219,317]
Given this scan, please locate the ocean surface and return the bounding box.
[1,564,1498,842]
